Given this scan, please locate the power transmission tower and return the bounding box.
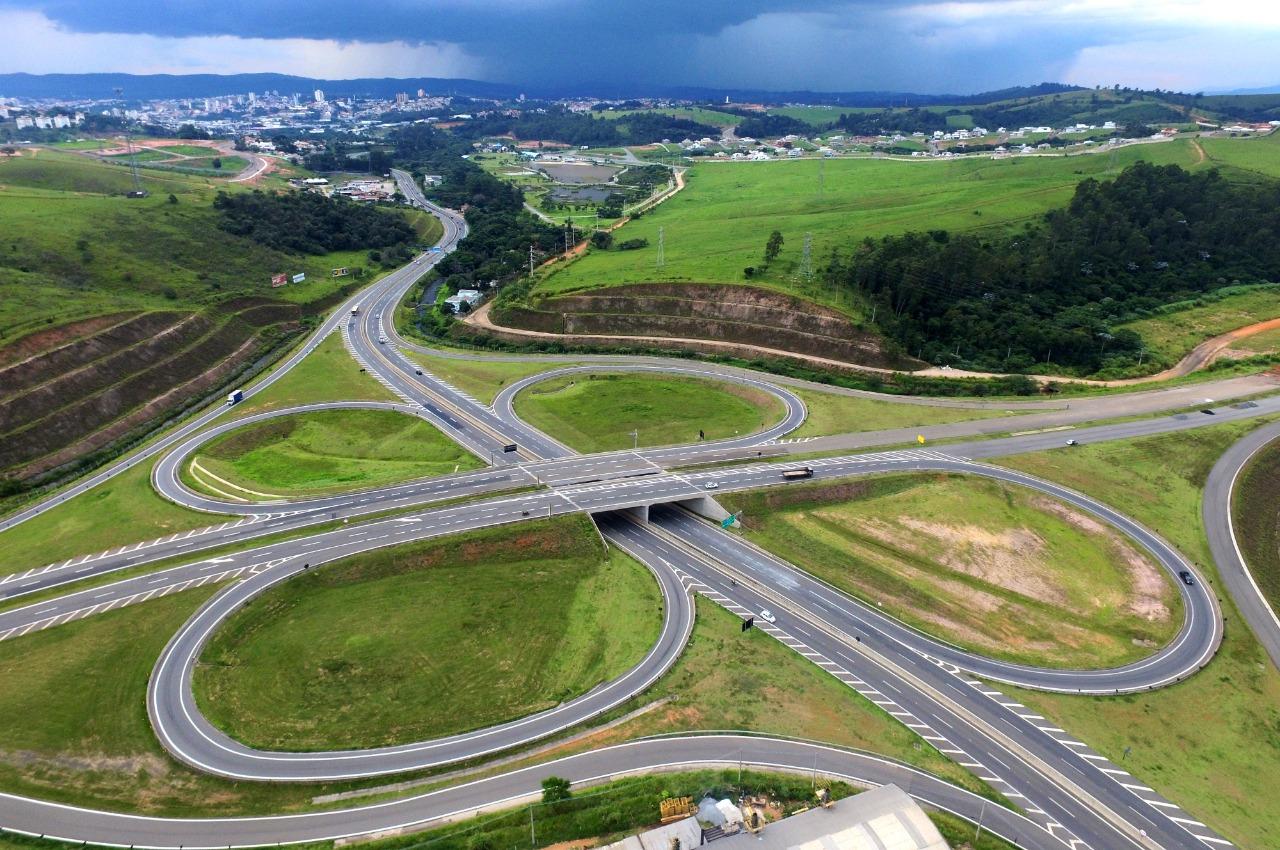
[798,232,813,283]
[656,227,665,269]
[114,87,146,198]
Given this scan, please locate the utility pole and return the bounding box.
[798,232,813,283]
[528,244,535,277]
[656,227,666,270]
[631,429,639,449]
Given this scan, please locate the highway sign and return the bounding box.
[720,514,736,529]
[502,443,519,453]
[741,616,754,632]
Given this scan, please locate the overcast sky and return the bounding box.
[1,0,1278,94]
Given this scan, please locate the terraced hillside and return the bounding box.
[0,147,418,488]
[486,282,917,369]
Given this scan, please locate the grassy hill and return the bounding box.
[535,137,1207,313]
[0,145,422,488]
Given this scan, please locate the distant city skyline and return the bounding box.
[1,1,1278,94]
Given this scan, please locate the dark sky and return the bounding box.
[2,1,1277,93]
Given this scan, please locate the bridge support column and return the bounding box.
[675,496,734,525]
[622,504,650,524]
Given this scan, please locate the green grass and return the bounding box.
[146,155,249,175]
[1232,326,1280,353]
[718,473,1181,668]
[1117,285,1280,368]
[1200,129,1280,179]
[401,208,445,244]
[792,387,1017,437]
[195,515,661,750]
[227,331,396,416]
[535,138,1207,312]
[192,408,482,497]
[1234,437,1280,614]
[570,598,1000,801]
[766,106,842,127]
[513,372,785,453]
[0,152,390,344]
[594,107,743,128]
[155,144,223,157]
[0,458,218,580]
[0,332,391,578]
[103,149,176,162]
[995,420,1280,850]
[407,352,579,405]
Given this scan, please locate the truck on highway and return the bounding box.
[782,467,814,480]
[227,389,244,406]
[351,304,360,315]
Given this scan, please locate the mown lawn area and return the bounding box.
[1117,285,1280,368]
[192,408,481,497]
[225,331,396,416]
[535,138,1203,311]
[513,372,785,452]
[195,516,661,749]
[406,351,578,405]
[996,418,1280,850]
[717,473,1181,668]
[0,458,217,580]
[792,387,1017,437]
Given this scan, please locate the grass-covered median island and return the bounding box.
[719,473,1181,669]
[1234,436,1280,613]
[513,372,786,452]
[189,408,481,498]
[195,515,663,750]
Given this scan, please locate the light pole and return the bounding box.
[631,429,639,450]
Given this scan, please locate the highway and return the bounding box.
[0,168,1270,850]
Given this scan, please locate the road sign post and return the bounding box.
[741,616,755,632]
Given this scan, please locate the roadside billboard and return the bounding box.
[270,273,287,287]
[291,272,307,283]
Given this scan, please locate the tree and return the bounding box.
[541,776,572,803]
[211,157,223,170]
[591,230,613,250]
[764,230,784,264]
[167,193,178,204]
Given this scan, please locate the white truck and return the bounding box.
[351,304,360,315]
[227,389,244,406]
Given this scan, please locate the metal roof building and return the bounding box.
[716,785,947,850]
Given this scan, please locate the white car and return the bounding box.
[704,481,719,490]
[378,336,388,344]
[759,608,777,623]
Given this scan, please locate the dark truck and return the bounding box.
[782,467,814,480]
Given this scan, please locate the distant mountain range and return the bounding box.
[0,71,1081,106]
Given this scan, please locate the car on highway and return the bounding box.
[1065,439,1079,446]
[415,368,423,375]
[378,336,388,344]
[704,481,719,490]
[759,608,777,623]
[1179,570,1196,586]
[1201,408,1215,415]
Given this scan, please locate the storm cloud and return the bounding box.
[2,0,1278,93]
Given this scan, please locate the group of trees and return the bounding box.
[453,108,718,147]
[833,163,1280,374]
[213,190,415,255]
[390,125,560,321]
